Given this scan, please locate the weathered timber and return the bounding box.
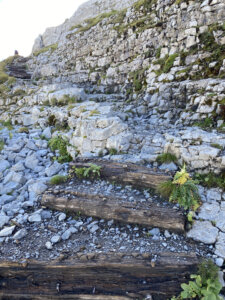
[70,158,171,189]
[42,190,185,232]
[0,252,198,300]
[0,294,131,300]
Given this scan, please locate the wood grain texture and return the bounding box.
[42,190,185,233]
[0,252,198,300]
[70,158,171,189]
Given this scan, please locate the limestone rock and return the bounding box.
[187,221,219,244]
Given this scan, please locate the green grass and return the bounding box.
[156,153,177,164]
[0,120,13,130]
[0,139,4,151]
[0,56,15,84]
[70,11,118,34]
[33,43,58,57]
[48,136,72,163]
[194,172,225,191]
[193,117,214,129]
[129,68,147,92]
[12,89,26,97]
[50,175,68,185]
[210,143,223,150]
[133,0,157,12]
[154,53,178,75]
[18,127,29,134]
[109,148,118,155]
[89,109,100,116]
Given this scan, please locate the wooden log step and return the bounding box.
[42,189,185,233]
[0,252,198,300]
[70,158,171,190]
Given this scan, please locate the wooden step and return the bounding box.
[0,252,198,300]
[70,158,171,190]
[42,189,185,233]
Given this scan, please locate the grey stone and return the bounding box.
[159,162,178,171]
[45,241,53,250]
[75,221,84,229]
[0,215,10,229]
[206,188,222,202]
[11,162,25,172]
[51,235,61,244]
[215,257,224,267]
[90,224,99,233]
[0,195,15,205]
[215,212,225,233]
[42,127,52,139]
[215,232,225,259]
[164,230,171,238]
[45,162,63,177]
[28,182,48,196]
[0,225,15,237]
[198,202,220,221]
[149,228,160,236]
[1,181,19,195]
[41,210,52,219]
[187,221,219,244]
[25,154,39,170]
[13,228,28,240]
[62,229,72,240]
[0,160,10,172]
[28,213,42,222]
[58,213,66,221]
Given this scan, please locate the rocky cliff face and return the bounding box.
[32,0,137,52]
[25,0,225,173]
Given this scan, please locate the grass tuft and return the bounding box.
[156,153,177,164]
[50,175,67,185]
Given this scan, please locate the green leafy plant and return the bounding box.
[172,260,222,300]
[74,164,101,179]
[194,172,225,191]
[50,175,68,185]
[156,152,177,164]
[157,165,200,210]
[48,136,72,163]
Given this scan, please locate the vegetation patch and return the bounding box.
[48,136,72,163]
[210,143,223,150]
[70,11,118,34]
[172,259,222,299]
[0,120,13,130]
[0,56,15,84]
[193,117,214,129]
[129,68,147,92]
[157,165,200,211]
[33,43,58,57]
[50,175,68,185]
[18,127,29,134]
[154,53,178,75]
[156,153,177,164]
[0,139,4,151]
[73,164,101,179]
[133,0,157,13]
[194,172,225,191]
[13,89,26,97]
